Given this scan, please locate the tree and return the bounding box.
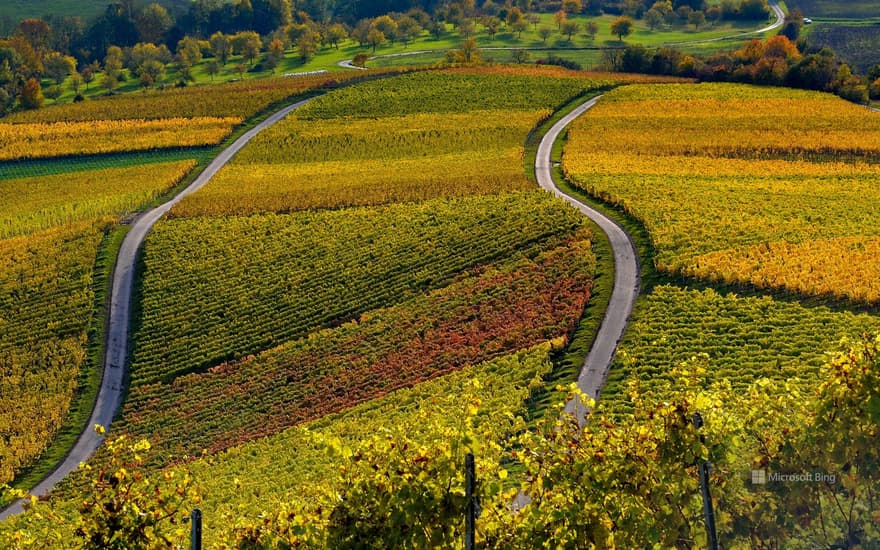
[68,72,84,94]
[297,33,317,61]
[688,10,705,29]
[506,6,524,25]
[43,52,77,85]
[239,32,262,65]
[266,38,285,71]
[210,32,232,65]
[176,36,203,68]
[645,8,665,30]
[352,52,370,67]
[610,16,634,41]
[135,3,172,45]
[428,20,446,39]
[372,15,397,44]
[102,45,123,91]
[81,65,96,90]
[367,29,385,52]
[553,9,567,30]
[561,20,580,41]
[16,18,52,55]
[326,23,348,50]
[234,62,247,79]
[43,84,62,102]
[562,0,582,14]
[583,21,599,40]
[19,77,43,109]
[511,48,530,63]
[351,19,372,46]
[526,13,540,29]
[485,17,501,40]
[511,19,529,38]
[206,59,220,80]
[396,16,421,45]
[458,19,475,38]
[538,26,553,43]
[138,59,165,87]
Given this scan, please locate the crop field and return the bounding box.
[117,231,592,460]
[785,0,880,18]
[132,192,585,387]
[565,83,880,303]
[3,72,382,124]
[178,68,609,216]
[0,220,111,485]
[0,161,195,239]
[805,24,880,73]
[599,285,880,413]
[0,118,238,161]
[173,148,532,216]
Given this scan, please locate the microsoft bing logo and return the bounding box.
[751,470,767,485]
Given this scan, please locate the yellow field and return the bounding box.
[174,148,530,217]
[0,118,239,160]
[0,220,111,484]
[0,161,196,238]
[180,109,549,215]
[564,83,880,303]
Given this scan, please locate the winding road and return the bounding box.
[0,98,312,520]
[536,96,640,425]
[3,88,638,519]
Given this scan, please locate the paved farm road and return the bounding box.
[0,98,311,520]
[535,96,640,424]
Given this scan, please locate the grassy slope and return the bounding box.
[39,12,774,104]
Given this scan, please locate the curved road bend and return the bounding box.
[535,96,640,426]
[0,98,312,520]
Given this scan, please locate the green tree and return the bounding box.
[135,3,172,45]
[326,23,348,49]
[210,32,232,65]
[367,28,385,52]
[297,33,317,62]
[538,26,553,43]
[372,15,398,44]
[688,10,706,29]
[43,52,76,85]
[562,0,582,14]
[561,20,580,41]
[610,15,634,41]
[583,20,599,40]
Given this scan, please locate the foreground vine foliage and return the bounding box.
[3,336,877,548]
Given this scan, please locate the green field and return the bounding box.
[786,0,880,18]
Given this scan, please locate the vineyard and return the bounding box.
[0,68,359,494]
[565,83,880,304]
[600,285,880,413]
[118,230,592,461]
[3,64,880,548]
[2,71,383,123]
[0,118,238,161]
[0,220,111,485]
[131,192,585,386]
[0,161,194,239]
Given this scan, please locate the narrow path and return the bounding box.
[535,96,640,425]
[0,98,311,520]
[338,1,784,69]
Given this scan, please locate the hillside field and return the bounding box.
[1,66,879,548]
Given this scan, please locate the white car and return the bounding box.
[803,17,813,24]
